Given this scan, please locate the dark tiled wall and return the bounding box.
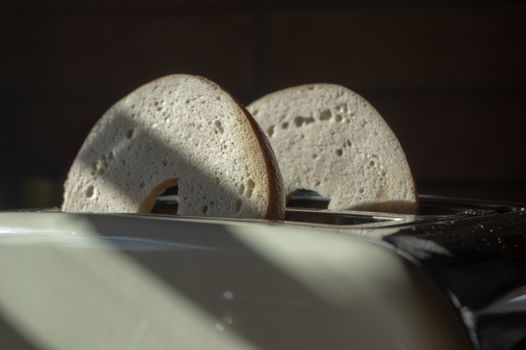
[1,1,525,208]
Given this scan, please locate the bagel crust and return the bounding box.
[62,75,285,219]
[247,84,417,214]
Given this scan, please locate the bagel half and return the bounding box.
[247,84,417,214]
[62,74,285,219]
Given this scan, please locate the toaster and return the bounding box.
[0,194,524,350]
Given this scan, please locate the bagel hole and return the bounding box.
[287,189,330,209]
[149,182,179,214]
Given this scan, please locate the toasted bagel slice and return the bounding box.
[62,74,285,219]
[247,84,417,214]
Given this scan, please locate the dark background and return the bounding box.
[1,0,525,209]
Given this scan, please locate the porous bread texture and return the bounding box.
[247,84,418,214]
[62,74,285,219]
